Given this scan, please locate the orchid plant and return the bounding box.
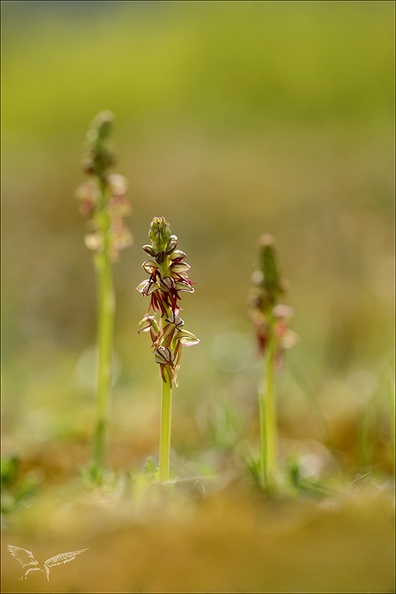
[76,111,132,481]
[249,234,298,488]
[137,217,199,482]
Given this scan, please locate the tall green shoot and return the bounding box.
[76,111,132,480]
[137,217,199,482]
[249,234,298,488]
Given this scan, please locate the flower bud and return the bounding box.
[108,174,128,197]
[138,315,156,334]
[160,276,175,292]
[272,304,294,320]
[142,260,160,274]
[85,232,103,252]
[88,110,114,143]
[142,244,156,257]
[166,235,178,254]
[76,181,98,217]
[174,280,194,293]
[111,223,133,258]
[279,329,299,350]
[177,329,200,346]
[136,279,160,295]
[169,250,187,262]
[166,313,184,328]
[258,234,283,305]
[170,262,191,274]
[149,217,172,254]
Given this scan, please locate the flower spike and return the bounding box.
[248,233,298,488]
[75,111,133,481]
[137,217,199,482]
[137,216,199,387]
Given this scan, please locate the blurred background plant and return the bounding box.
[2,1,394,486]
[76,109,132,483]
[248,233,299,490]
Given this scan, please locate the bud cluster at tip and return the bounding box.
[75,110,132,262]
[249,234,298,363]
[137,217,199,386]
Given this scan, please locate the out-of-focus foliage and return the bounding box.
[3,2,394,131]
[2,478,394,593]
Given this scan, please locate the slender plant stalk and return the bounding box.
[262,332,277,484]
[137,217,199,483]
[384,367,395,475]
[258,387,267,487]
[158,288,173,481]
[258,331,277,487]
[92,221,115,470]
[159,372,172,482]
[249,234,298,489]
[76,111,132,480]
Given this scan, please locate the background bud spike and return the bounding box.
[249,233,297,490]
[76,111,132,483]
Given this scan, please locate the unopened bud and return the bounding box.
[149,217,172,253]
[258,234,283,305]
[85,232,103,252]
[88,110,114,143]
[273,304,294,320]
[138,316,156,334]
[177,329,200,346]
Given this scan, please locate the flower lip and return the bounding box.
[166,235,178,254]
[138,315,156,333]
[155,346,175,365]
[174,280,194,293]
[155,251,166,264]
[165,312,184,328]
[160,276,175,291]
[142,260,160,274]
[142,244,156,257]
[136,279,160,296]
[177,329,200,346]
[170,262,191,273]
[108,173,128,197]
[169,250,187,262]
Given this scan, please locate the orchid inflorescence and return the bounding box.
[75,111,133,480]
[248,233,298,487]
[76,110,132,262]
[249,234,298,365]
[137,217,199,386]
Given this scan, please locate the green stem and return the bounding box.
[92,202,114,475]
[157,255,174,482]
[385,367,395,475]
[260,330,277,486]
[258,387,267,487]
[159,373,172,482]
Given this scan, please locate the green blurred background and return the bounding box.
[2,1,394,474]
